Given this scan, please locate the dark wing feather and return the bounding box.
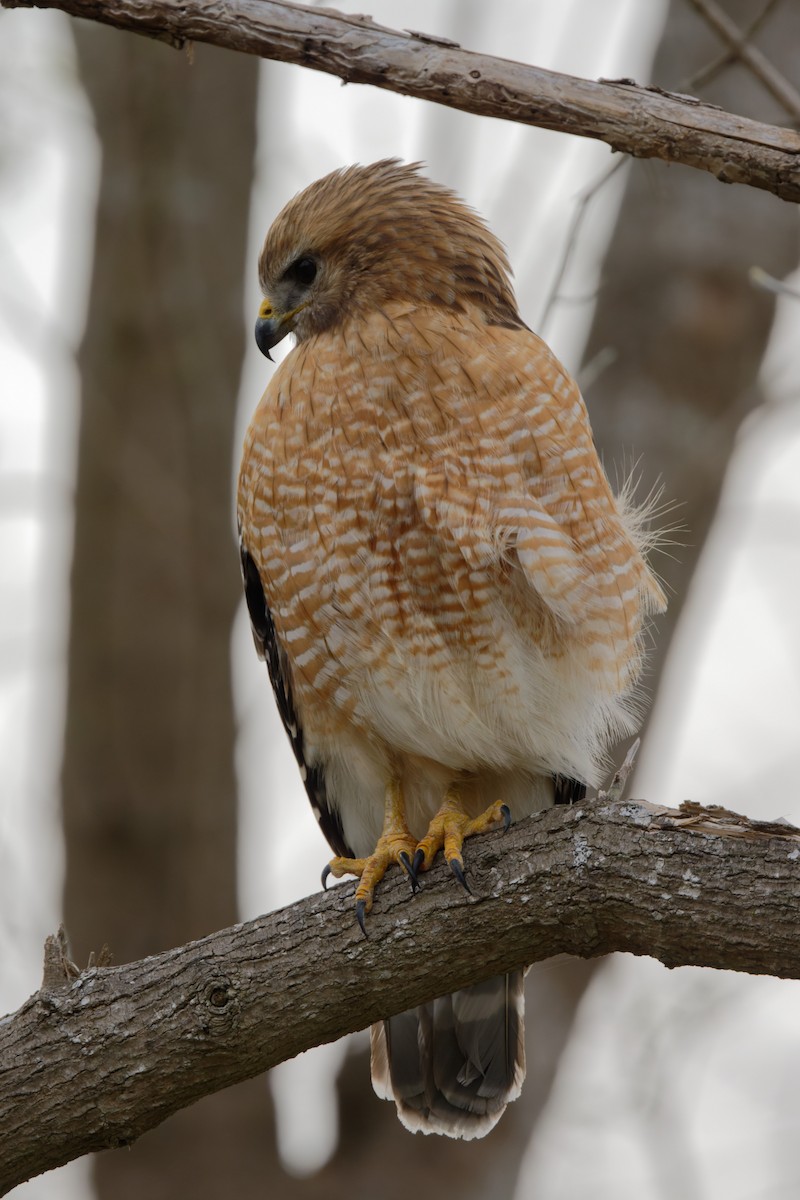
[239,537,352,858]
[553,774,587,806]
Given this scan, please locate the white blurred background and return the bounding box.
[2,2,799,1197]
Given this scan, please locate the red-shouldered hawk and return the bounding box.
[237,160,665,1139]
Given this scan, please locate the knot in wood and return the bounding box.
[208,985,229,1008]
[194,974,238,1037]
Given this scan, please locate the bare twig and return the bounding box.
[40,926,80,992]
[749,264,800,300]
[3,0,800,202]
[683,0,780,94]
[685,0,800,124]
[538,156,627,335]
[597,737,640,802]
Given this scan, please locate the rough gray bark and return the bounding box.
[2,798,799,1195]
[3,0,800,202]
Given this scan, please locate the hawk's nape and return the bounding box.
[237,160,665,1138]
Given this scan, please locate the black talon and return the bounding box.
[449,857,471,894]
[500,804,512,833]
[411,848,425,878]
[321,863,332,890]
[355,899,368,937]
[399,851,420,892]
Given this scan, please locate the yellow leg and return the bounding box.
[322,779,417,933]
[412,788,510,890]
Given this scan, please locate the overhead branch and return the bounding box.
[2,796,800,1194]
[3,0,800,203]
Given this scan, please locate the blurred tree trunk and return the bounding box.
[62,26,275,1199]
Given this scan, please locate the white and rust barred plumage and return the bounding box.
[238,160,666,1139]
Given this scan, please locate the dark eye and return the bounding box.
[287,256,317,286]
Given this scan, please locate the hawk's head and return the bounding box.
[254,159,522,358]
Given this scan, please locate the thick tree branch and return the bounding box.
[2,797,800,1193]
[3,0,800,203]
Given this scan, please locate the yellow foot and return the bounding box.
[321,780,417,934]
[412,790,511,892]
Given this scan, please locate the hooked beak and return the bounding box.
[254,297,305,361]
